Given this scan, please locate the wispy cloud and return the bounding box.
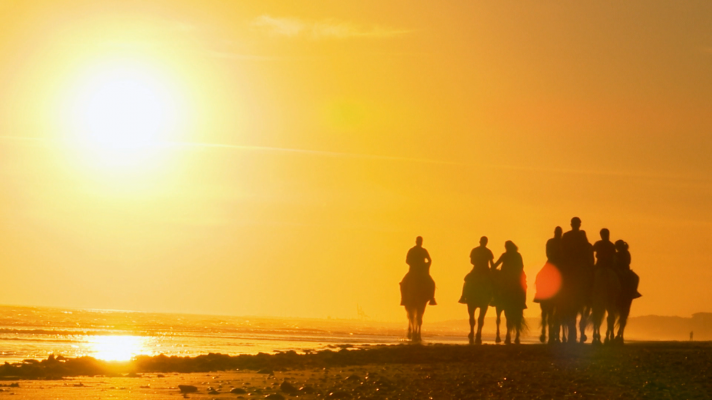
[251,15,410,40]
[206,51,276,61]
[3,136,707,186]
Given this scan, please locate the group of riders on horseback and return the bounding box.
[399,217,641,345]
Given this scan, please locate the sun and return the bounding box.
[88,335,148,362]
[64,59,186,169]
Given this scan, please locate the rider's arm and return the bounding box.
[492,254,503,269]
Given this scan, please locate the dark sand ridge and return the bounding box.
[1,342,710,399]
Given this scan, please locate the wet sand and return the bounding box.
[1,342,710,399]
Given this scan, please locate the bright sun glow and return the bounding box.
[64,60,186,170]
[89,335,147,362]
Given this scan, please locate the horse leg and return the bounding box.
[415,303,426,342]
[503,309,512,344]
[616,298,632,343]
[567,308,578,344]
[413,309,420,342]
[406,307,413,340]
[591,307,603,345]
[475,305,487,344]
[504,322,512,344]
[579,305,590,343]
[495,307,503,343]
[512,308,522,344]
[549,305,560,344]
[561,319,568,344]
[467,304,476,344]
[606,308,616,344]
[540,303,548,343]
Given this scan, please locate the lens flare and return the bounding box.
[533,262,562,301]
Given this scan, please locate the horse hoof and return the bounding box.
[580,334,587,343]
[514,338,520,344]
[495,337,502,344]
[539,335,546,343]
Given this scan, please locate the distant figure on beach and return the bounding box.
[491,240,527,344]
[535,226,563,344]
[691,331,694,341]
[459,236,495,344]
[400,236,437,342]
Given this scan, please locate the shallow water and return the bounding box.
[0,305,540,362]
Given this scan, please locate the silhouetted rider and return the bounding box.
[470,236,495,272]
[546,226,563,266]
[614,239,642,299]
[561,217,592,270]
[493,240,527,310]
[400,236,437,305]
[534,226,563,303]
[592,228,616,269]
[459,236,494,304]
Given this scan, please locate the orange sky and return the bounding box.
[0,0,710,321]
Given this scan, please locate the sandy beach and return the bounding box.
[1,342,710,399]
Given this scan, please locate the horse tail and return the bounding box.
[519,311,529,335]
[507,307,528,335]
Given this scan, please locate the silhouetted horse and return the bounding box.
[614,270,640,343]
[400,273,433,342]
[460,268,493,344]
[534,262,563,344]
[558,265,593,343]
[613,239,641,344]
[491,269,527,344]
[591,266,621,344]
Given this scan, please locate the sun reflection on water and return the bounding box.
[89,336,147,361]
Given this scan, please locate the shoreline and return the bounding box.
[0,342,709,398]
[2,341,709,376]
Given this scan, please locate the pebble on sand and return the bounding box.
[279,381,297,394]
[178,385,198,393]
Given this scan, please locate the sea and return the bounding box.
[0,305,491,363]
